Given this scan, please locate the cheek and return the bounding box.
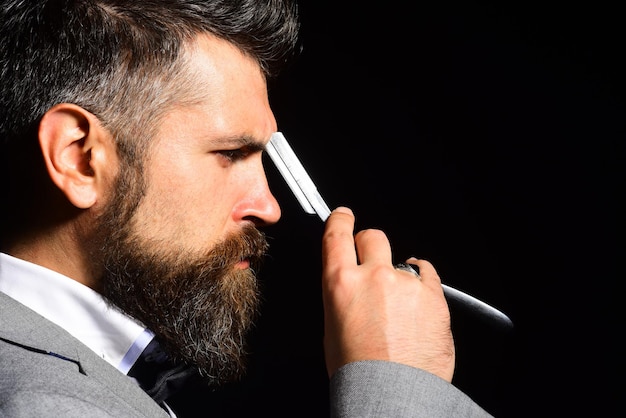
[134,176,228,247]
[139,154,258,246]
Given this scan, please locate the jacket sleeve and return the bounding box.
[329,360,493,418]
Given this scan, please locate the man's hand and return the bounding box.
[321,207,455,382]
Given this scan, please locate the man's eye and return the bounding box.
[218,149,246,161]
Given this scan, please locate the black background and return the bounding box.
[171,1,623,416]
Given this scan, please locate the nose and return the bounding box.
[234,169,282,227]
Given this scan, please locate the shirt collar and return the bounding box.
[0,252,152,373]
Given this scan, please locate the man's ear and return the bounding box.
[38,103,117,209]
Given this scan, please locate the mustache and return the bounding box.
[207,225,269,276]
[101,223,270,303]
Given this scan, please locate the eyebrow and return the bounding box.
[211,134,267,152]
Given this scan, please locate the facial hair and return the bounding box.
[95,166,269,385]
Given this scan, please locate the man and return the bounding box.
[0,1,492,416]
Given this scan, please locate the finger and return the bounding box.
[322,207,358,273]
[354,228,393,267]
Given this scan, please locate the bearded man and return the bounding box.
[0,1,492,417]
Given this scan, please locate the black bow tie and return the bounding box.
[128,337,199,405]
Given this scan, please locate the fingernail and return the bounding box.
[333,206,353,216]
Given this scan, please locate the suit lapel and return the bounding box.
[0,291,169,417]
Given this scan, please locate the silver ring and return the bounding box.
[394,262,421,279]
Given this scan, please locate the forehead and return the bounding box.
[158,33,275,141]
[182,34,266,108]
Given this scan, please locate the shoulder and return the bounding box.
[0,294,168,418]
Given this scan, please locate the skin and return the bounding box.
[9,33,456,384]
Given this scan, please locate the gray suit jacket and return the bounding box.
[1,290,493,417]
[0,291,169,417]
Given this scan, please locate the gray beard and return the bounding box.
[94,169,268,385]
